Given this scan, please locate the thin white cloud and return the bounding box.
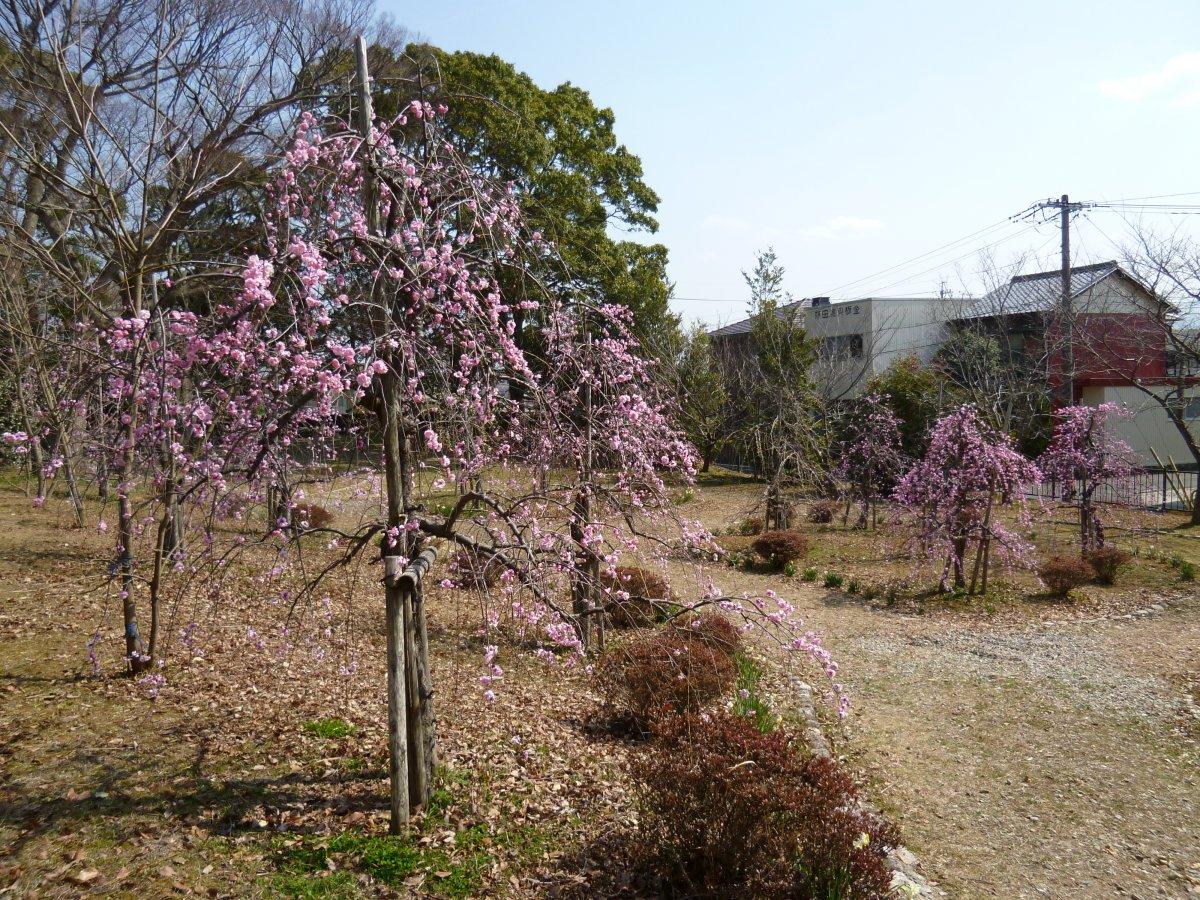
[701,213,752,232]
[798,215,885,239]
[1099,52,1200,105]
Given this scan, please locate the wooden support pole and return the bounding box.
[398,544,438,801]
[383,555,410,832]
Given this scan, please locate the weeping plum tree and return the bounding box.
[15,264,349,674]
[835,392,907,529]
[251,63,849,830]
[894,405,1041,594]
[1037,403,1135,555]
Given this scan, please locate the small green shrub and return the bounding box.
[1170,552,1184,568]
[783,560,798,577]
[732,654,774,733]
[823,572,844,589]
[846,577,860,594]
[739,517,765,536]
[1180,560,1196,582]
[673,487,696,505]
[303,718,352,739]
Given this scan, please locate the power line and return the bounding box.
[681,193,1200,313]
[814,216,1024,297]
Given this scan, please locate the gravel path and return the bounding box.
[681,483,1200,897]
[825,598,1200,898]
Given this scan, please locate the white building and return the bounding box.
[710,295,953,399]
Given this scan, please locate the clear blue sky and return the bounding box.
[384,0,1200,328]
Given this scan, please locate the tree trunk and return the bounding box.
[570,488,594,653]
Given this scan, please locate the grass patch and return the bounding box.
[303,718,353,739]
[271,768,553,898]
[274,825,553,899]
[732,653,775,733]
[272,871,358,899]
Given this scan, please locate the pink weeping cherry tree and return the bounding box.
[1037,402,1135,554]
[38,262,350,674]
[893,404,1042,594]
[835,392,907,530]
[247,54,849,828]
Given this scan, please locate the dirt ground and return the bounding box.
[679,480,1200,899]
[1,475,1198,898]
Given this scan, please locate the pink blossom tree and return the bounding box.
[1037,402,1135,554]
[244,51,850,828]
[835,393,907,529]
[46,264,349,673]
[894,405,1041,594]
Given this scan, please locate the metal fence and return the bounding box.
[1026,468,1198,512]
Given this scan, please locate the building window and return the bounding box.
[819,334,864,360]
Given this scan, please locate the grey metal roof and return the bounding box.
[708,298,811,337]
[958,261,1123,320]
[708,296,942,338]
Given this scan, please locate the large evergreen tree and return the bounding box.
[325,42,678,343]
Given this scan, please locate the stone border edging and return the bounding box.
[790,677,947,899]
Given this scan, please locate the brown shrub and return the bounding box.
[739,516,765,536]
[751,530,810,568]
[449,548,505,590]
[596,630,735,732]
[1086,546,1132,586]
[807,499,838,524]
[601,566,672,628]
[669,609,743,658]
[1038,555,1096,597]
[291,502,334,529]
[633,712,899,898]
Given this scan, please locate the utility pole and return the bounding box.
[1027,194,1086,407]
[1059,194,1074,407]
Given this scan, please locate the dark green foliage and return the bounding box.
[824,572,845,589]
[342,43,676,343]
[865,354,942,458]
[740,516,765,535]
[669,326,733,472]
